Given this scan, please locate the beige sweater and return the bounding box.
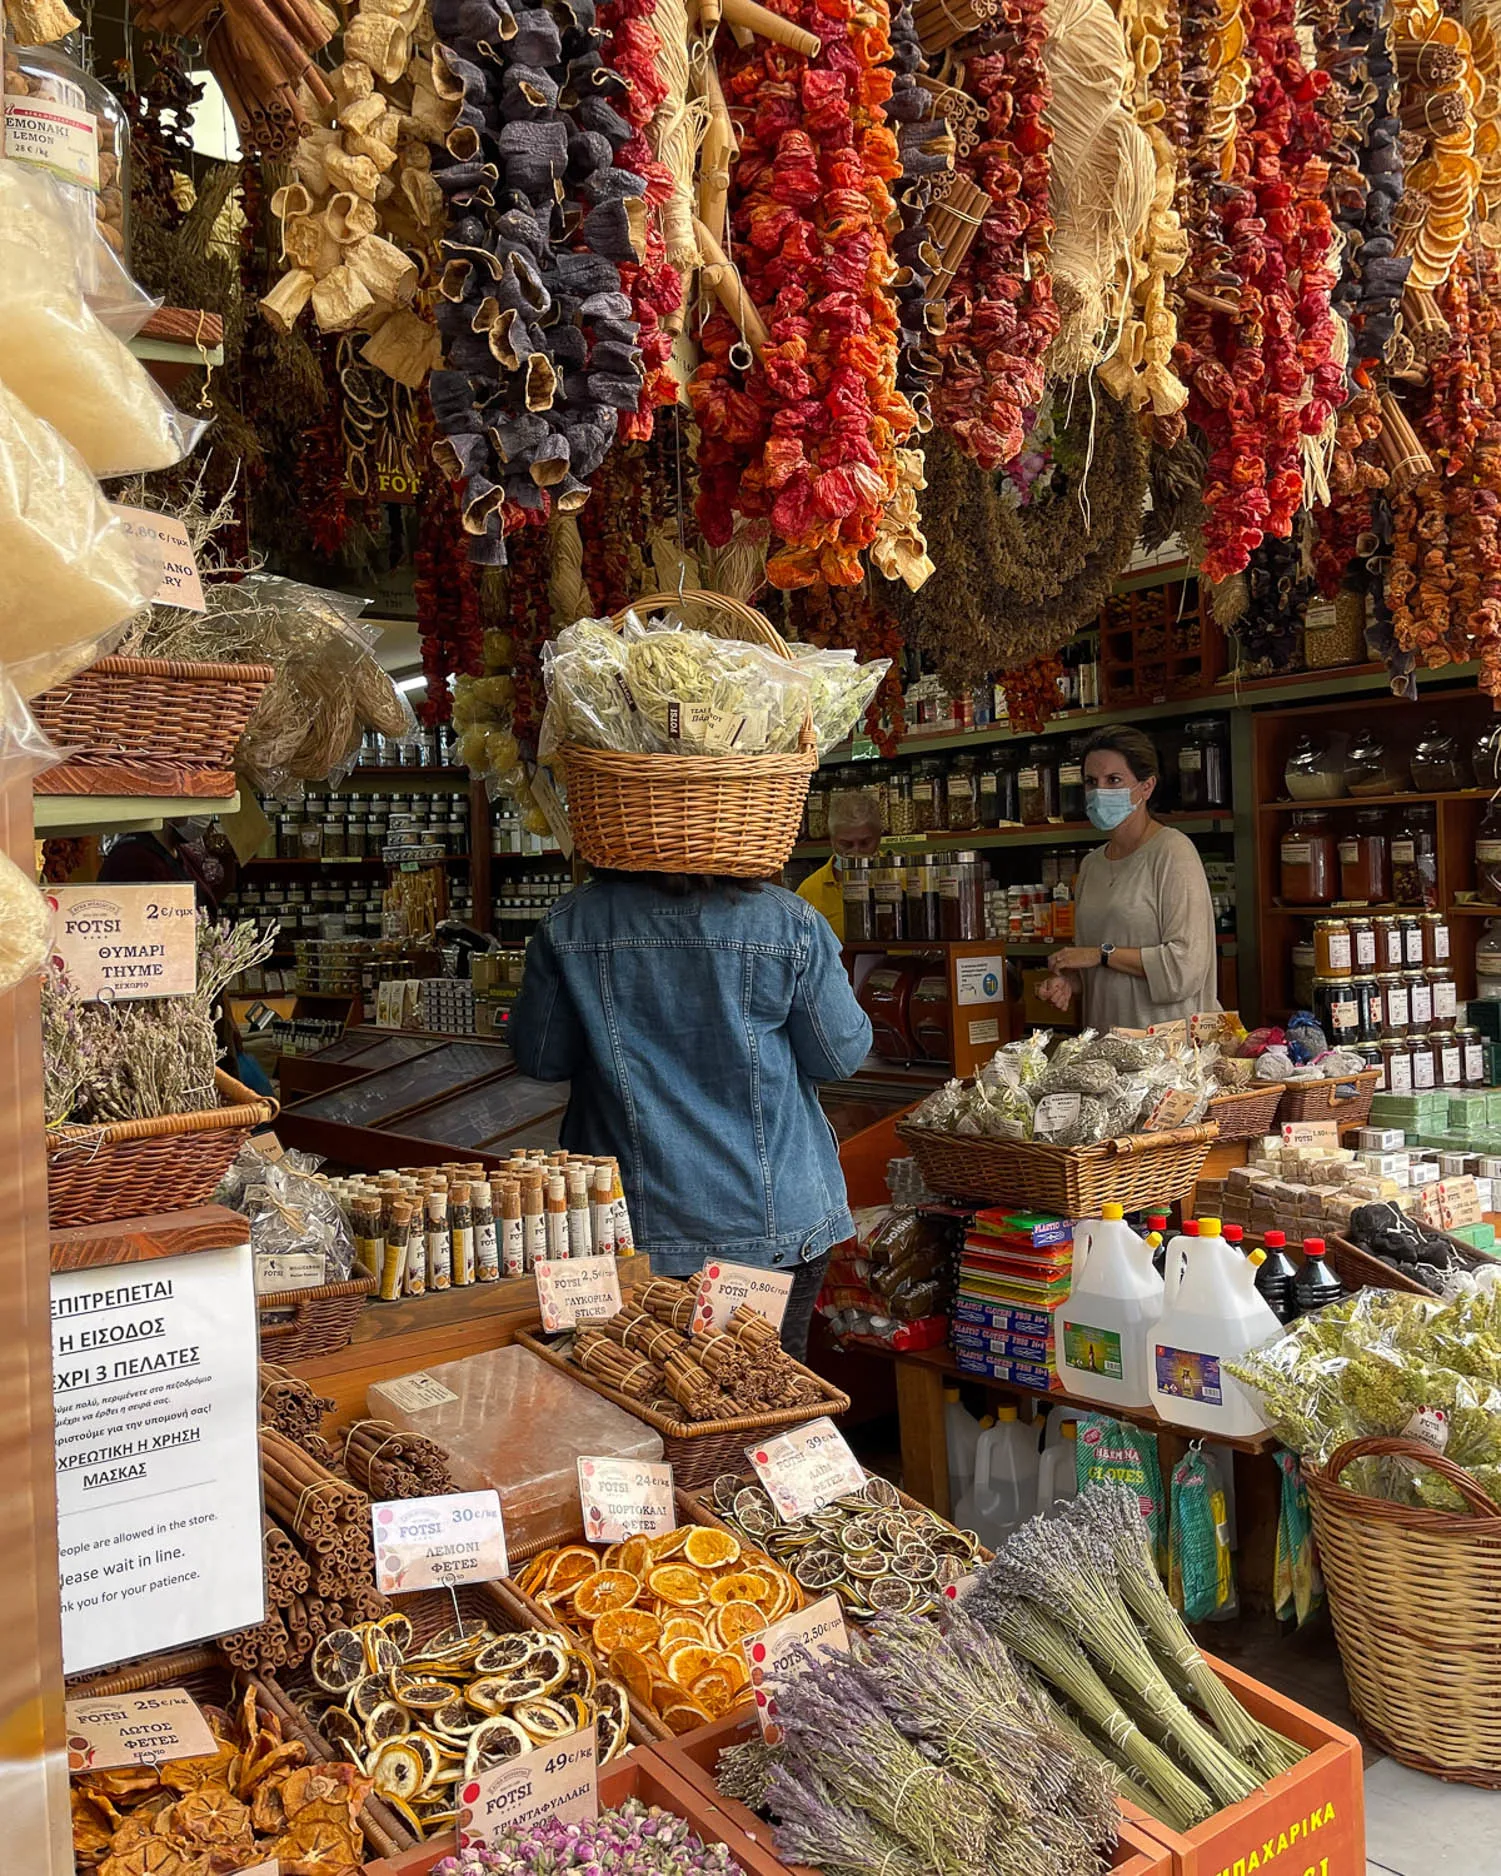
[1073,824,1220,1028]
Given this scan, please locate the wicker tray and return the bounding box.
[1305,1435,1501,1787]
[558,590,817,878]
[258,1255,377,1361]
[516,1327,851,1490]
[66,1644,411,1859]
[680,1471,995,1572]
[894,1118,1219,1211]
[1205,1082,1285,1142]
[1327,1227,1495,1299]
[33,655,276,771]
[47,1067,277,1228]
[1276,1068,1380,1127]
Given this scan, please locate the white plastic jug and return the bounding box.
[1149,1220,1284,1437]
[944,1386,983,1509]
[954,1406,1039,1549]
[1056,1202,1164,1409]
[1037,1420,1079,1515]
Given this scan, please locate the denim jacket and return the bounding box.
[508,877,872,1276]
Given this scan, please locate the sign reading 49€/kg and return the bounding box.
[459,1726,597,1849]
[372,1490,508,1594]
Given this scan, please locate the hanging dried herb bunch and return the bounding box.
[893,380,1147,686]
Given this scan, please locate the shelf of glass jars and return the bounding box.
[790,811,1234,859]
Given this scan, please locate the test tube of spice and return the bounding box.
[351,1187,383,1277]
[379,1200,411,1302]
[499,1179,525,1276]
[403,1202,427,1297]
[426,1187,452,1291]
[591,1164,616,1255]
[565,1166,592,1257]
[545,1173,570,1261]
[606,1158,634,1253]
[472,1180,499,1282]
[522,1174,546,1271]
[451,1181,475,1286]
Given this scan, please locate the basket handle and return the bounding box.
[258,1295,313,1340]
[1106,1123,1221,1156]
[1324,1435,1501,1518]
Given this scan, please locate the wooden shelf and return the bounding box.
[1260,789,1496,812]
[34,791,240,836]
[793,812,1233,859]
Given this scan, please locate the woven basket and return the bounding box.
[894,1119,1218,1211]
[66,1645,410,1858]
[557,590,818,877]
[258,1256,377,1361]
[1305,1435,1501,1786]
[47,1067,278,1228]
[516,1327,851,1490]
[33,656,276,770]
[1206,1082,1286,1142]
[1276,1069,1380,1127]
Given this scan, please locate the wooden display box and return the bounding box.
[360,1747,785,1876]
[657,1712,1171,1876]
[1120,1655,1366,1876]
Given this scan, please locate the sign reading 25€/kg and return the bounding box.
[372,1490,508,1593]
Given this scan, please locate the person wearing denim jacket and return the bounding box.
[509,870,873,1360]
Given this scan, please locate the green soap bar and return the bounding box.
[1455,1222,1498,1250]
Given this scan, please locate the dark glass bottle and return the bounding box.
[1255,1229,1300,1325]
[1293,1237,1346,1316]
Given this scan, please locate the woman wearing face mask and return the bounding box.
[1038,728,1219,1027]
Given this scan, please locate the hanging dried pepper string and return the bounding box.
[414,406,484,728]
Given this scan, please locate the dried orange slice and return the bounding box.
[648,1564,707,1607]
[601,1542,624,1571]
[709,1571,769,1606]
[661,1700,710,1736]
[717,1651,750,1693]
[683,1527,740,1570]
[572,1569,640,1617]
[606,1646,657,1708]
[713,1600,767,1645]
[689,1668,737,1717]
[660,1613,711,1649]
[545,1546,602,1594]
[648,1528,691,1562]
[617,1535,653,1578]
[665,1644,717,1688]
[592,1607,662,1654]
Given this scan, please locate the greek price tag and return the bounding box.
[1283,1121,1341,1148]
[371,1490,507,1593]
[746,1417,866,1522]
[110,507,207,612]
[458,1727,597,1848]
[534,1255,622,1331]
[66,1690,216,1771]
[691,1260,793,1335]
[577,1456,675,1542]
[47,884,198,1001]
[743,1594,847,1744]
[379,1372,458,1412]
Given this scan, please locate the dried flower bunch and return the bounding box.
[432,1801,745,1876]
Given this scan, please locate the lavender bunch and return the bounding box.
[762,1769,918,1876]
[1016,1661,1188,1834]
[1085,1485,1304,1779]
[715,1738,774,1809]
[980,1514,1262,1810]
[430,1801,744,1876]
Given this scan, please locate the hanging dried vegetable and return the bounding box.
[885,0,951,416]
[785,585,907,756]
[1390,0,1483,293]
[689,0,923,590]
[931,1,1061,470]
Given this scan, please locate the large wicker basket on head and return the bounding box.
[1304,1435,1501,1787]
[557,590,819,878]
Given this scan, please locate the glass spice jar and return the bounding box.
[1313,918,1353,977]
[912,762,940,833]
[1411,720,1471,791]
[1349,914,1379,973]
[945,755,980,832]
[1281,811,1337,904]
[1338,809,1391,905]
[1019,743,1058,825]
[977,760,1001,829]
[1380,1036,1415,1095]
[1292,941,1317,1010]
[840,859,874,942]
[887,769,915,837]
[1377,971,1410,1037]
[1405,968,1434,1036]
[1178,717,1230,809]
[1476,721,1501,791]
[904,860,941,941]
[940,851,986,940]
[872,863,906,942]
[1390,805,1438,907]
[1344,724,1407,796]
[1374,914,1405,971]
[1477,798,1501,903]
[1057,738,1087,821]
[806,780,829,842]
[994,753,1021,826]
[1285,732,1348,801]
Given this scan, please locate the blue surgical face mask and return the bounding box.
[1086,786,1138,832]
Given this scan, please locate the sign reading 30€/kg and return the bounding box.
[372,1490,508,1594]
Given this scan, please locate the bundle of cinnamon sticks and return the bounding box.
[130,0,335,155]
[342,1418,456,1500]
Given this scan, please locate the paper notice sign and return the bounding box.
[458,1728,597,1849]
[66,1690,217,1772]
[577,1456,675,1543]
[746,1417,866,1523]
[691,1261,794,1336]
[372,1490,508,1594]
[955,956,1006,1007]
[1283,1121,1341,1149]
[744,1594,848,1743]
[46,884,199,1002]
[379,1372,459,1413]
[534,1255,622,1332]
[110,507,208,612]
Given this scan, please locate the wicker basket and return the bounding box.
[1305,1435,1501,1786]
[557,591,818,877]
[894,1118,1219,1212]
[258,1256,377,1361]
[66,1645,410,1858]
[47,1067,278,1228]
[1276,1068,1380,1127]
[515,1328,851,1490]
[1205,1082,1285,1142]
[33,656,276,770]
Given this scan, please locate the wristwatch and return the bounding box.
[1099,943,1117,969]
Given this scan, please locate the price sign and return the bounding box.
[110,507,208,612]
[66,1690,217,1771]
[746,1417,866,1523]
[253,1251,325,1295]
[1282,1121,1341,1149]
[941,1574,979,1606]
[46,884,199,1001]
[372,1490,508,1594]
[743,1594,847,1743]
[577,1456,675,1543]
[458,1727,597,1849]
[534,1255,622,1332]
[691,1261,793,1336]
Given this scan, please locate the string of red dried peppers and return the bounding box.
[688,0,918,589]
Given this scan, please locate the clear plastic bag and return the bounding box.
[0,162,208,477]
[245,1158,356,1286]
[785,642,891,756]
[0,675,61,990]
[625,620,813,755]
[538,614,645,761]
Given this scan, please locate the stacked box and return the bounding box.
[951,1209,1069,1386]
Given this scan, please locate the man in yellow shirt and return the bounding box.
[796,787,883,940]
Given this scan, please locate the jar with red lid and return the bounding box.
[1338,809,1391,905]
[1281,811,1337,904]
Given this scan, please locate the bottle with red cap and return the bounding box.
[1255,1229,1300,1325]
[1146,1212,1171,1276]
[1293,1236,1346,1316]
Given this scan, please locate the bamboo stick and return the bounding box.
[720,0,820,55]
[697,60,735,249]
[694,218,770,354]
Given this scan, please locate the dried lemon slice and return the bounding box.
[371,1740,425,1803]
[360,1623,404,1674]
[472,1633,540,1675]
[378,1612,415,1654]
[311,1629,366,1694]
[364,1702,410,1749]
[319,1706,364,1762]
[466,1673,545,1714]
[464,1715,531,1779]
[513,1698,574,1742]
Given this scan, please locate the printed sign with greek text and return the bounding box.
[534,1255,622,1331]
[47,884,198,1002]
[577,1456,675,1543]
[743,1594,847,1743]
[458,1728,597,1849]
[747,1417,866,1522]
[372,1490,508,1594]
[691,1260,793,1335]
[110,507,208,612]
[66,1690,217,1772]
